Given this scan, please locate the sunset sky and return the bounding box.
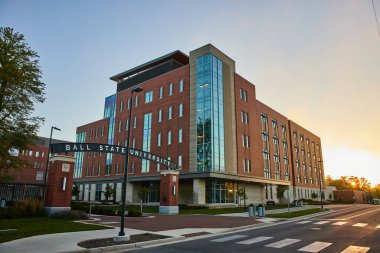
[1,0,379,185]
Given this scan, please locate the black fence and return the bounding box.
[0,183,45,204]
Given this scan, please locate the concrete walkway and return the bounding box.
[0,205,319,253]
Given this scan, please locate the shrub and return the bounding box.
[127,208,142,217]
[52,210,89,220]
[91,205,116,216]
[0,199,45,219]
[71,201,90,212]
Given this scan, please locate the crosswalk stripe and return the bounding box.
[210,235,247,242]
[313,221,330,225]
[310,228,322,230]
[352,223,367,227]
[265,238,301,248]
[340,245,370,253]
[298,241,332,252]
[236,236,273,245]
[376,225,380,228]
[333,221,348,226]
[297,221,312,224]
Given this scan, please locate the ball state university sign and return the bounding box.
[50,143,177,170]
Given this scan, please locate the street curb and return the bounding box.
[59,236,185,253]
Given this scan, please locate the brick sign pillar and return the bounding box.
[159,170,179,214]
[44,155,76,216]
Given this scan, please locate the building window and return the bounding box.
[179,79,183,92]
[169,83,173,96]
[115,163,119,174]
[142,113,152,173]
[35,151,39,157]
[168,106,172,120]
[132,138,136,148]
[179,103,183,117]
[125,119,129,130]
[127,97,131,109]
[196,53,225,172]
[261,114,268,133]
[130,161,135,174]
[144,91,153,103]
[36,172,43,181]
[178,155,182,169]
[95,128,98,138]
[242,134,245,147]
[241,111,244,123]
[245,112,249,124]
[29,150,33,156]
[89,129,92,139]
[101,125,104,136]
[118,120,122,132]
[263,151,271,179]
[168,130,171,145]
[178,128,183,143]
[119,100,123,112]
[159,86,163,99]
[134,95,138,107]
[158,109,162,122]
[246,135,250,148]
[133,116,137,128]
[98,165,101,176]
[240,88,248,101]
[157,132,161,146]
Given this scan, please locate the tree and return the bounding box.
[311,192,318,200]
[102,184,116,201]
[72,184,80,198]
[276,185,287,200]
[236,188,247,206]
[0,27,45,182]
[138,187,149,213]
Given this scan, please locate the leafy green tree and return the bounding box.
[276,185,287,200]
[311,192,318,200]
[102,184,116,201]
[0,27,45,182]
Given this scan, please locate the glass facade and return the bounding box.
[142,113,152,172]
[196,54,225,172]
[74,131,86,178]
[206,179,237,204]
[104,94,116,174]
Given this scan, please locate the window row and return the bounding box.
[240,111,249,124]
[88,125,106,139]
[20,150,45,158]
[118,79,184,111]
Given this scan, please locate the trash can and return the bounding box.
[257,204,265,217]
[248,204,256,217]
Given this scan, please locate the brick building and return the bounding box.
[9,137,70,184]
[74,44,325,205]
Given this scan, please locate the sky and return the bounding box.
[1,0,380,185]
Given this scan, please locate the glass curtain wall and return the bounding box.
[74,132,86,178]
[142,113,152,172]
[206,179,237,203]
[196,54,225,172]
[104,94,116,174]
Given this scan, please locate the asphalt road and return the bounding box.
[128,205,380,253]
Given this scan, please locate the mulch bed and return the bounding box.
[78,233,168,249]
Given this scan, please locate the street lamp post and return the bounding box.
[43,126,61,202]
[317,160,324,210]
[117,87,143,240]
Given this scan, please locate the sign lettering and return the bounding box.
[51,143,177,170]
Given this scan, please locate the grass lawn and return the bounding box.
[0,218,110,243]
[266,208,327,218]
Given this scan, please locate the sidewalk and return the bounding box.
[0,205,318,253]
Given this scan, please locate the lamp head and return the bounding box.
[53,127,61,131]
